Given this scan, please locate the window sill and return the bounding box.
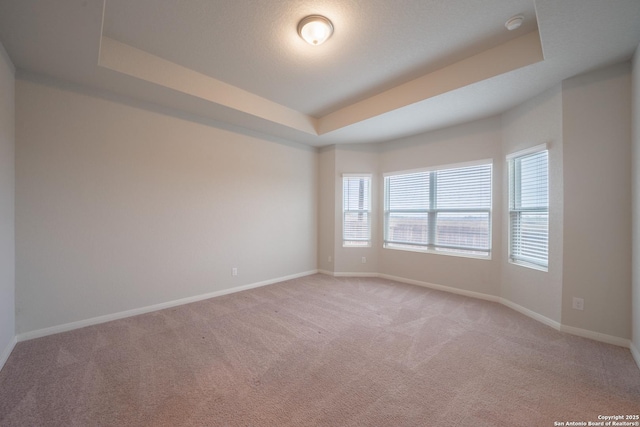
[383,245,491,261]
[509,259,548,272]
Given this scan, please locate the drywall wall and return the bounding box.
[632,44,640,360]
[333,145,379,274]
[0,42,15,367]
[377,117,503,296]
[318,145,335,273]
[562,62,632,339]
[15,78,318,335]
[323,61,635,348]
[501,85,563,324]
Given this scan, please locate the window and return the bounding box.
[384,161,492,258]
[508,146,549,270]
[343,174,371,247]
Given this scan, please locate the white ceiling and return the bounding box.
[0,0,639,146]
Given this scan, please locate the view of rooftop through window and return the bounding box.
[384,163,492,257]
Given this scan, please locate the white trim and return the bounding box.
[559,325,630,348]
[381,274,562,332]
[507,148,549,272]
[383,158,493,177]
[333,272,379,278]
[630,341,640,370]
[0,336,17,373]
[342,175,372,247]
[17,270,318,342]
[378,273,500,303]
[505,143,548,160]
[508,259,548,272]
[342,173,372,178]
[319,271,631,349]
[499,298,561,330]
[15,269,635,356]
[382,244,491,261]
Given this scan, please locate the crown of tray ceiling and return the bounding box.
[0,0,639,146]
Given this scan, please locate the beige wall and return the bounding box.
[15,78,318,334]
[632,45,640,358]
[562,62,632,339]
[317,145,335,273]
[5,56,636,350]
[323,62,634,344]
[0,42,15,366]
[333,145,379,274]
[501,85,564,323]
[377,117,503,296]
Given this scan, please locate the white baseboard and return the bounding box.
[325,271,632,350]
[17,270,318,342]
[499,298,561,331]
[320,270,380,278]
[333,272,379,278]
[324,270,499,303]
[14,269,636,358]
[631,341,640,370]
[0,335,17,373]
[379,273,501,303]
[558,325,631,348]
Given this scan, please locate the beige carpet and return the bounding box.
[1,274,639,426]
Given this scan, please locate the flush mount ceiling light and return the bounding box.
[505,14,524,31]
[298,15,334,45]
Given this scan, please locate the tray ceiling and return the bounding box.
[0,0,639,146]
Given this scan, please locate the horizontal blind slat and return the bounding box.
[509,149,549,268]
[384,163,492,256]
[343,176,371,246]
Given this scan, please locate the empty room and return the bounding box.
[1,0,640,425]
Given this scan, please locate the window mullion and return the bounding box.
[343,175,372,247]
[428,171,437,246]
[383,163,492,258]
[507,150,549,270]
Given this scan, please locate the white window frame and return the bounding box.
[507,144,549,271]
[342,174,372,247]
[383,160,493,259]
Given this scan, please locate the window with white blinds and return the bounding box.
[343,175,371,247]
[508,147,549,270]
[384,162,492,257]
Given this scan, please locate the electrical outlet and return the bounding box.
[328,255,332,263]
[572,297,584,311]
[232,267,238,276]
[361,257,366,264]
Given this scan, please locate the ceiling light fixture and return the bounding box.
[298,15,334,45]
[505,15,524,31]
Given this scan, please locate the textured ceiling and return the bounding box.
[102,0,537,117]
[0,0,639,146]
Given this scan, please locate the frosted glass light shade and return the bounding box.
[298,15,334,45]
[505,15,524,31]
